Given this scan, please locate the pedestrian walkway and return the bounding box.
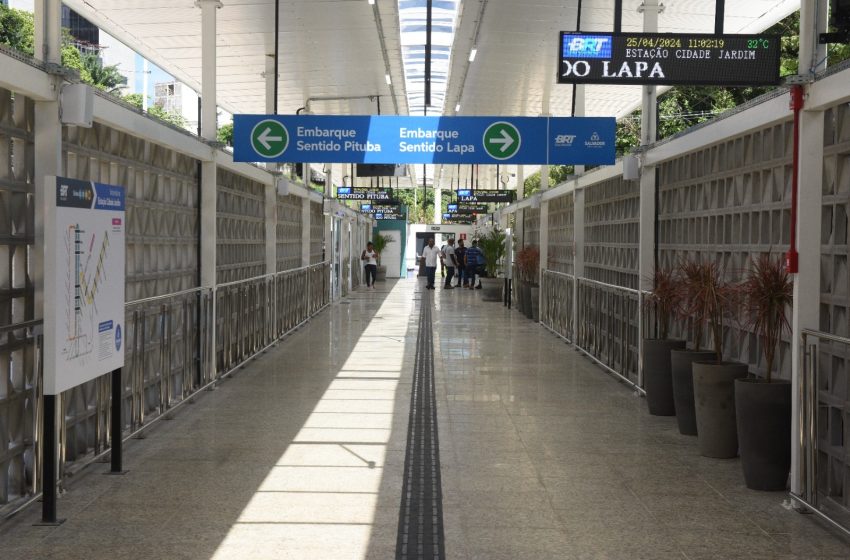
[1,279,848,559]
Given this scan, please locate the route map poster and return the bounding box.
[44,177,125,395]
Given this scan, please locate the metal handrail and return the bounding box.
[791,328,850,538]
[2,261,332,521]
[540,270,647,395]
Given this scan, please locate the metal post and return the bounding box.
[109,368,127,474]
[714,0,725,34]
[37,395,63,525]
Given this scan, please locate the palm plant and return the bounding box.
[739,254,793,382]
[371,233,393,260]
[82,53,127,94]
[679,260,735,361]
[478,227,506,278]
[644,267,683,340]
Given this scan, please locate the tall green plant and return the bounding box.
[478,227,506,278]
[372,233,393,256]
[82,53,127,94]
[740,255,793,382]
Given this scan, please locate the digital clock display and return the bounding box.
[558,32,781,86]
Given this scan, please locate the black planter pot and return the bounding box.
[643,339,687,416]
[670,350,716,435]
[530,286,540,322]
[693,361,749,458]
[735,378,792,490]
[517,281,529,315]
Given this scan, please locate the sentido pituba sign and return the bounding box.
[558,32,781,86]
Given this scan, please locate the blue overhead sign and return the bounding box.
[233,115,615,166]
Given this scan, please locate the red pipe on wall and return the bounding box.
[786,85,804,274]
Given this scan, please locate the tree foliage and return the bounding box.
[123,93,188,128]
[0,5,34,54]
[217,122,234,145]
[82,53,127,94]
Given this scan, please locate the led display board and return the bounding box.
[336,187,393,201]
[558,32,781,86]
[455,189,514,203]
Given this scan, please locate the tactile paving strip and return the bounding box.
[396,293,445,560]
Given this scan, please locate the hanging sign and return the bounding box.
[375,212,406,220]
[455,189,514,203]
[336,187,393,201]
[360,204,403,215]
[558,32,781,86]
[448,203,489,214]
[43,177,126,395]
[443,213,476,224]
[234,115,616,165]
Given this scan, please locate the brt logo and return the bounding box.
[563,35,612,58]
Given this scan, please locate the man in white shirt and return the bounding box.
[442,238,458,289]
[422,237,441,290]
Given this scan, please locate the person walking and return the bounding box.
[465,239,484,289]
[439,241,448,278]
[454,239,467,287]
[422,237,441,290]
[361,242,378,289]
[443,238,457,289]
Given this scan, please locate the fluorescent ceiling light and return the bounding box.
[368,0,375,4]
[455,103,461,112]
[468,48,477,62]
[385,74,392,85]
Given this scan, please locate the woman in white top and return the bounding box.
[361,242,379,289]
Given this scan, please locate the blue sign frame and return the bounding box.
[234,115,615,166]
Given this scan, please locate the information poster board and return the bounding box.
[44,177,126,395]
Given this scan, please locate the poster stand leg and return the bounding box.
[106,368,128,475]
[35,395,64,526]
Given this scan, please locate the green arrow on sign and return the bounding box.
[483,122,521,160]
[251,119,289,158]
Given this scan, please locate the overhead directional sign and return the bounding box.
[234,115,615,165]
[361,203,402,215]
[443,213,476,224]
[448,203,489,214]
[375,212,406,220]
[336,187,393,201]
[558,32,781,86]
[456,189,514,203]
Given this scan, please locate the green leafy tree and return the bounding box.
[0,5,35,54]
[217,122,233,145]
[523,165,575,197]
[123,92,188,128]
[82,53,127,94]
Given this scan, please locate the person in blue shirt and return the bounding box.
[464,240,484,290]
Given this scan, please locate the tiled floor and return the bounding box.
[1,278,848,559]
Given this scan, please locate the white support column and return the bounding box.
[639,0,661,147]
[573,85,586,176]
[573,188,585,338]
[197,0,220,384]
[515,165,525,201]
[33,0,63,324]
[266,183,277,275]
[197,0,221,290]
[301,197,312,267]
[790,0,828,497]
[638,165,656,291]
[538,199,549,319]
[264,55,277,275]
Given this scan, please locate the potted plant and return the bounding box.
[477,226,506,302]
[671,261,718,435]
[642,267,686,416]
[735,254,793,490]
[687,260,748,459]
[371,233,393,281]
[516,245,540,320]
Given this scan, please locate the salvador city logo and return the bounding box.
[585,132,607,148]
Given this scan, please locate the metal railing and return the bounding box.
[541,270,575,342]
[793,329,850,538]
[539,270,646,394]
[1,262,331,519]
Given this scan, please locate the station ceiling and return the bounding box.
[64,0,800,187]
